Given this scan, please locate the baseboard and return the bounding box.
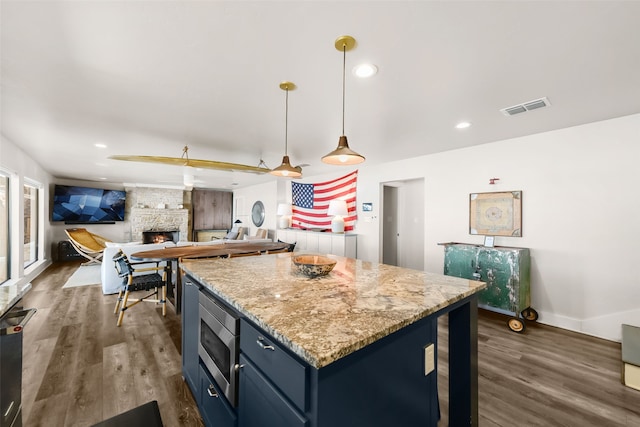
[536,309,640,343]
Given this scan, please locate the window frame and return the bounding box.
[0,170,9,284]
[23,178,43,270]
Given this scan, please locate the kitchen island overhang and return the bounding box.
[181,253,486,427]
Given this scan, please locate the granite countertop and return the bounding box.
[181,253,486,369]
[0,282,32,317]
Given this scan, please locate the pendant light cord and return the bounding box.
[342,44,346,136]
[285,87,289,155]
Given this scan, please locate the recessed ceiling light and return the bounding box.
[98,177,107,180]
[95,143,107,148]
[353,63,378,78]
[455,122,471,129]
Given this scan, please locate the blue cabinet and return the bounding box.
[240,320,308,412]
[237,317,438,427]
[238,320,309,427]
[199,363,237,427]
[183,276,445,427]
[238,355,308,427]
[181,276,200,393]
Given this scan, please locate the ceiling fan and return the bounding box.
[109,146,272,174]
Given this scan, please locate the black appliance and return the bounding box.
[1,306,37,427]
[198,291,240,407]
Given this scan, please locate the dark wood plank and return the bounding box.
[102,342,136,419]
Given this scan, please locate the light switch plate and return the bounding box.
[424,343,435,375]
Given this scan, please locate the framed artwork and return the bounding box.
[469,191,522,236]
[362,202,373,212]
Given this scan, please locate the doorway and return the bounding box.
[381,179,425,270]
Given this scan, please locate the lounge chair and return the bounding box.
[65,228,111,265]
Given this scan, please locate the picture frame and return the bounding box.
[362,202,373,212]
[484,235,495,247]
[469,191,522,236]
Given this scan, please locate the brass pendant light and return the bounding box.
[270,81,303,178]
[322,35,365,166]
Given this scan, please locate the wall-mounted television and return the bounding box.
[52,185,126,223]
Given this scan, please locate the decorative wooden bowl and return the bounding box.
[292,255,337,278]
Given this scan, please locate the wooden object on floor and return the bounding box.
[91,400,163,427]
[622,324,640,391]
[64,228,112,265]
[113,250,168,327]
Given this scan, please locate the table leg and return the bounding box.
[448,295,479,426]
[174,259,181,315]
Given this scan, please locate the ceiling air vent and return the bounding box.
[500,97,551,116]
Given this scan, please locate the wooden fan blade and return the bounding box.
[109,155,271,174]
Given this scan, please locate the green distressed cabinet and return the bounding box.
[441,243,536,332]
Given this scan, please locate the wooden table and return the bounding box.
[130,241,289,313]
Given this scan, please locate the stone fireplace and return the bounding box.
[125,186,190,242]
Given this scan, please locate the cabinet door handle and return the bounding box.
[207,384,219,398]
[257,336,275,351]
[4,401,14,417]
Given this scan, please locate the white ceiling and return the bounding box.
[2,1,640,190]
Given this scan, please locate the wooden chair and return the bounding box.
[236,226,248,240]
[265,247,289,254]
[65,228,112,265]
[112,250,168,326]
[276,240,296,252]
[228,251,261,258]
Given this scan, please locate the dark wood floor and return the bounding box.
[437,310,640,426]
[18,261,640,426]
[20,261,202,427]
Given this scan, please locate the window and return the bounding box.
[0,173,8,283]
[24,182,39,268]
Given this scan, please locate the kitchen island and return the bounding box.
[181,253,486,427]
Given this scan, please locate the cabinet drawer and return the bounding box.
[239,355,308,427]
[199,363,237,427]
[240,320,308,412]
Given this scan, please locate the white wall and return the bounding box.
[356,113,640,342]
[233,180,278,238]
[0,135,53,285]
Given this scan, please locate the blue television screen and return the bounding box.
[52,185,126,223]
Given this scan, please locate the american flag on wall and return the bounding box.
[291,171,358,231]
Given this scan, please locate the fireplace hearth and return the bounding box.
[143,230,180,244]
